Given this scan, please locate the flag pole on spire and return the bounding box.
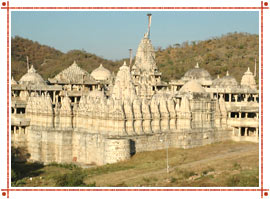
[147,13,152,38]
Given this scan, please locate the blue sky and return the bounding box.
[11,11,259,60]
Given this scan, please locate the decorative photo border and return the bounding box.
[0,1,269,198]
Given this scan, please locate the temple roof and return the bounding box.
[179,80,206,93]
[90,64,111,81]
[182,63,212,84]
[212,71,238,88]
[111,61,137,101]
[132,33,158,73]
[49,61,96,84]
[241,67,257,89]
[19,65,46,86]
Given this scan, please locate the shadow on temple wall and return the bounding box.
[11,146,44,186]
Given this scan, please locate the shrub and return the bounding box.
[233,162,241,170]
[176,169,196,179]
[170,177,177,183]
[12,179,26,187]
[48,162,78,170]
[202,167,215,175]
[226,170,259,187]
[54,170,87,187]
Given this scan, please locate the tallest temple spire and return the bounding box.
[147,13,152,38]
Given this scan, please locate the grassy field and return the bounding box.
[11,141,259,187]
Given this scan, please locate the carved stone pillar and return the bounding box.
[245,127,248,136]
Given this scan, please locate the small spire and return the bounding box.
[123,61,127,66]
[99,64,103,68]
[226,71,229,76]
[73,60,77,65]
[195,62,199,68]
[217,75,220,79]
[247,67,250,72]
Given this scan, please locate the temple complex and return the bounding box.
[11,15,259,166]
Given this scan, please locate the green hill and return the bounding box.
[11,32,259,83]
[156,32,259,82]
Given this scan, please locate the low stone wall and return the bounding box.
[13,126,233,166]
[125,128,231,154]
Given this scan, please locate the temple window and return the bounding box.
[231,94,236,102]
[224,94,229,102]
[17,108,25,114]
[256,96,259,103]
[248,112,256,118]
[231,112,239,118]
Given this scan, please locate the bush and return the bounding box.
[202,167,215,175]
[226,170,259,187]
[170,177,177,183]
[232,162,241,170]
[12,179,26,187]
[54,170,87,187]
[47,162,78,170]
[176,169,196,179]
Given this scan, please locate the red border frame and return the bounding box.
[1,1,269,198]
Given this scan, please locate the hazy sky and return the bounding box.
[11,11,259,60]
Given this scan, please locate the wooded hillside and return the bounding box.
[11,32,259,83]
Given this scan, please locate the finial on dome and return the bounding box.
[99,63,103,68]
[217,75,220,79]
[226,71,229,76]
[195,62,199,68]
[123,61,127,66]
[247,67,250,72]
[73,60,77,65]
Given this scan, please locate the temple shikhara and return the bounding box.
[11,15,259,166]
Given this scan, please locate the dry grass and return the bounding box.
[12,141,259,187]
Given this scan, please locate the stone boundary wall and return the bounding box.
[21,126,231,166]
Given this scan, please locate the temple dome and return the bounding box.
[241,67,257,89]
[179,80,206,93]
[91,64,111,81]
[212,75,221,86]
[182,63,212,82]
[212,71,238,88]
[49,61,95,84]
[19,65,46,85]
